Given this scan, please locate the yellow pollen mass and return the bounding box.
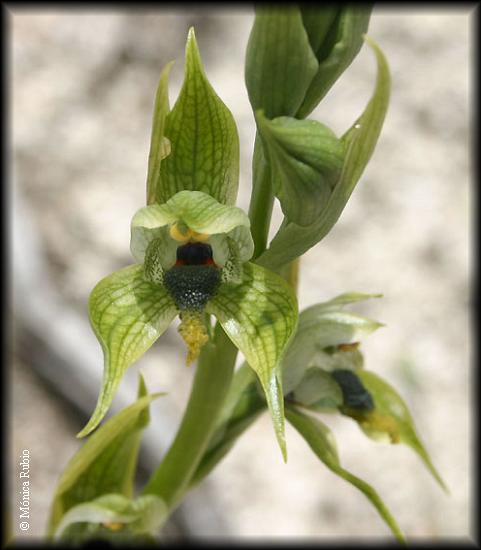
[170,222,209,243]
[102,522,125,531]
[178,311,209,364]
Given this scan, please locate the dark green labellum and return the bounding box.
[164,265,221,311]
[332,369,374,412]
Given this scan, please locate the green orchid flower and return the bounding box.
[79,190,297,456]
[78,30,298,461]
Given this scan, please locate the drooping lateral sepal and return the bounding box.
[78,265,177,437]
[206,262,298,460]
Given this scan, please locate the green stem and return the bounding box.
[142,322,237,509]
[249,134,275,259]
[279,258,300,293]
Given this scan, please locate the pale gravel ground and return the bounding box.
[10,7,473,541]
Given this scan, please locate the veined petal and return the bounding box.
[206,262,298,460]
[78,265,177,437]
[165,190,251,235]
[130,191,253,266]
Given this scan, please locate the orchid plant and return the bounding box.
[46,7,446,544]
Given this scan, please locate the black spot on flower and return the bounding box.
[331,369,374,412]
[176,242,215,266]
[164,265,221,311]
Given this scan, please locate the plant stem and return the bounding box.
[142,322,237,510]
[279,258,300,293]
[249,134,275,259]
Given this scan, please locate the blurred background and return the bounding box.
[9,6,473,542]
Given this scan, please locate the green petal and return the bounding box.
[78,265,177,437]
[166,190,251,235]
[156,28,239,205]
[256,112,345,226]
[283,295,383,394]
[245,6,318,118]
[297,7,372,118]
[48,376,163,536]
[353,370,448,492]
[258,36,390,271]
[146,61,174,205]
[285,406,405,543]
[130,191,253,264]
[210,226,254,269]
[206,262,298,460]
[292,367,343,411]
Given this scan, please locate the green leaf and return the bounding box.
[78,265,177,437]
[48,376,163,536]
[54,493,166,540]
[258,36,390,271]
[190,364,265,486]
[206,262,298,460]
[283,297,383,394]
[350,370,448,492]
[285,406,405,543]
[256,112,345,226]
[245,6,319,119]
[146,61,174,205]
[297,6,373,118]
[155,28,239,205]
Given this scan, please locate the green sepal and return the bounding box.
[297,6,373,118]
[206,262,299,460]
[283,293,383,394]
[155,28,239,205]
[146,61,173,205]
[256,112,345,226]
[285,405,405,543]
[258,36,390,271]
[48,376,163,536]
[300,5,340,57]
[245,6,318,119]
[53,493,166,541]
[78,265,177,437]
[346,370,448,492]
